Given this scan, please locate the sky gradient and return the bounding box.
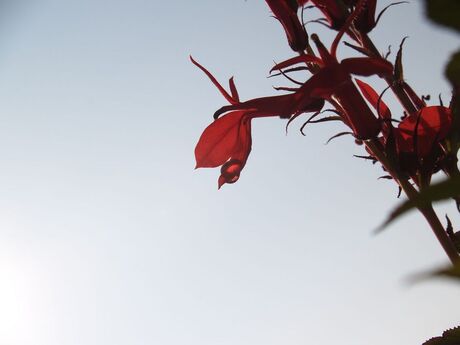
[0,1,459,345]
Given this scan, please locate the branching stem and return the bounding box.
[366,139,459,264]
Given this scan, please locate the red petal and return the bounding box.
[217,121,252,188]
[354,0,377,33]
[302,66,347,98]
[355,79,391,119]
[214,93,302,119]
[311,34,336,65]
[270,55,323,73]
[218,159,243,189]
[190,56,237,105]
[333,79,381,139]
[229,77,240,103]
[397,106,452,157]
[341,57,393,78]
[195,111,246,168]
[310,0,347,29]
[265,0,308,52]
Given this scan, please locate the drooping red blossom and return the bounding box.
[195,110,251,189]
[265,0,309,52]
[192,56,324,188]
[271,33,393,139]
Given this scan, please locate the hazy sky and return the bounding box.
[0,1,459,345]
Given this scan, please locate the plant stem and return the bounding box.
[357,33,459,264]
[366,139,460,264]
[326,13,459,262]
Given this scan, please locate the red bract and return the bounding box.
[192,56,323,188]
[265,0,309,52]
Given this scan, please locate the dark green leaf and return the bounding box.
[444,51,460,154]
[426,0,460,32]
[377,176,460,231]
[432,265,460,281]
[410,264,460,284]
[446,50,460,85]
[423,326,460,345]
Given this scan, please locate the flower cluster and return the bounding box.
[193,0,456,190]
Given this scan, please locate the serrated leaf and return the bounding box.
[426,0,460,32]
[423,326,460,345]
[377,176,460,231]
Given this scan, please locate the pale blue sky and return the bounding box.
[0,1,458,345]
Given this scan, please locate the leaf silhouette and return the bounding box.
[425,0,460,32]
[378,176,460,231]
[423,326,460,345]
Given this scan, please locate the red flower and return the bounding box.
[191,56,323,188]
[303,0,401,35]
[356,79,453,159]
[396,106,452,158]
[270,33,392,139]
[304,0,349,30]
[195,110,251,188]
[265,0,309,52]
[351,0,378,34]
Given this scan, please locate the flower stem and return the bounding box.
[366,139,460,264]
[357,32,459,264]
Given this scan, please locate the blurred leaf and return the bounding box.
[446,51,460,85]
[410,264,460,284]
[426,0,460,32]
[444,51,460,159]
[431,264,460,281]
[378,176,460,230]
[423,326,460,345]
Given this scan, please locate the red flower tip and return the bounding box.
[309,0,349,30]
[190,56,238,105]
[265,0,309,52]
[218,159,243,189]
[307,0,380,34]
[351,0,378,34]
